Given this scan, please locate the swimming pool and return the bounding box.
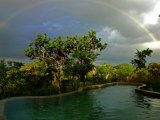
[4,85,160,120]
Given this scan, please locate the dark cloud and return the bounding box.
[0,0,160,64]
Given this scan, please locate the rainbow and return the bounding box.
[0,0,54,30]
[90,0,158,42]
[0,0,158,43]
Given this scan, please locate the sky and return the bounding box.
[0,0,160,64]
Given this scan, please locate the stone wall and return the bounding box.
[135,84,160,98]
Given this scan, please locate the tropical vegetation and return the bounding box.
[0,31,160,99]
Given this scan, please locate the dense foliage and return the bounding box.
[0,60,24,98]
[0,31,107,97]
[1,31,160,99]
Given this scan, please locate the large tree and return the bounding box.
[131,48,153,69]
[69,31,107,85]
[25,31,107,92]
[25,34,72,92]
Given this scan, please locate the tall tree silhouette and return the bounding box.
[131,48,153,69]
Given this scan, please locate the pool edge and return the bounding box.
[135,84,160,98]
[0,99,7,120]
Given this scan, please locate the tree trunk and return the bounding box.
[56,69,62,93]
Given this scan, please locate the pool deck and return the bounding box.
[0,99,6,120]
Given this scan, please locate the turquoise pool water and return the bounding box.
[4,85,160,120]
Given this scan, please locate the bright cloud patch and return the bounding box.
[97,27,126,44]
[142,41,160,49]
[143,1,160,25]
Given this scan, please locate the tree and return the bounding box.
[25,33,51,60]
[20,60,52,95]
[131,48,153,69]
[148,62,160,77]
[147,62,160,91]
[69,31,107,85]
[25,31,107,92]
[47,37,75,91]
[128,68,149,83]
[0,60,7,96]
[93,63,114,83]
[25,34,73,92]
[113,64,136,81]
[0,60,24,97]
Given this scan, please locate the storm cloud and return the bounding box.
[0,0,160,64]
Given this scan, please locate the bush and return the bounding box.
[112,64,135,82]
[128,68,149,83]
[147,62,160,91]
